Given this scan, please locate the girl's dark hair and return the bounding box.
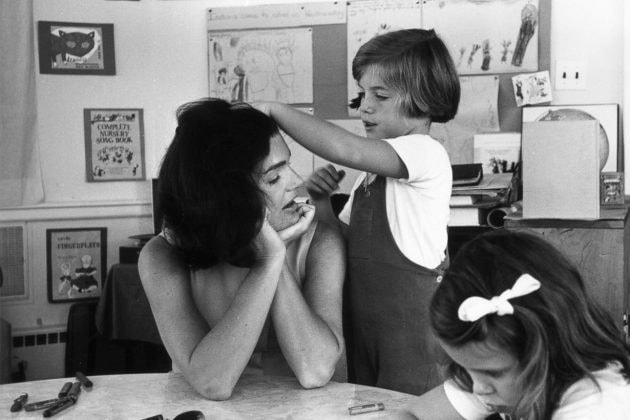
[157,98,279,269]
[350,28,460,123]
[431,229,630,419]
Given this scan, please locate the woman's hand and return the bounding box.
[252,215,286,262]
[277,202,316,244]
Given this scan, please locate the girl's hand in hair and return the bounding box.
[277,202,316,244]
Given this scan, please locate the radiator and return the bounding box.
[11,327,66,381]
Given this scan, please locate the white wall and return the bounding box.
[27,0,626,204]
[550,0,626,177]
[0,0,626,380]
[1,206,152,331]
[551,0,625,107]
[32,0,314,204]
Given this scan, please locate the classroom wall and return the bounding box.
[26,0,628,201]
[550,0,625,108]
[0,0,626,380]
[0,208,153,381]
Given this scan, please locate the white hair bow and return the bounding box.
[458,274,541,322]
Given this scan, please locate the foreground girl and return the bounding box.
[408,230,630,419]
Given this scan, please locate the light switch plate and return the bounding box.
[555,60,587,90]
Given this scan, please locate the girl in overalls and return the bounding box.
[255,28,460,395]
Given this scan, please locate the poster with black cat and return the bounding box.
[38,21,115,75]
[84,108,146,182]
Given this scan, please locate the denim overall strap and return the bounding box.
[346,175,447,395]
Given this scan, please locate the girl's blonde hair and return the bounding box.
[350,28,460,123]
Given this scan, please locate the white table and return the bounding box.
[1,372,417,419]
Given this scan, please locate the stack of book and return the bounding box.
[449,170,515,227]
[452,163,483,187]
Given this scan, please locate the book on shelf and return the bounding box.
[452,163,483,187]
[449,203,497,227]
[452,172,513,196]
[449,172,518,227]
[449,194,482,206]
[449,206,484,226]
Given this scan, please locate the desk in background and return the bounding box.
[0,373,416,419]
[93,263,170,373]
[505,206,630,325]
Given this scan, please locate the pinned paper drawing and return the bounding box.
[512,71,552,106]
[208,28,313,104]
[423,0,539,75]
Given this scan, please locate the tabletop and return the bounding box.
[1,372,417,419]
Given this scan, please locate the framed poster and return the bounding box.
[38,21,116,75]
[46,228,107,303]
[84,108,146,182]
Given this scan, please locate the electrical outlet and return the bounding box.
[555,60,586,90]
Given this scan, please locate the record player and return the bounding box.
[119,234,154,264]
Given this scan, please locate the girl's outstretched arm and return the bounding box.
[258,102,407,179]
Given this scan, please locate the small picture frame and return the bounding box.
[38,21,116,75]
[84,108,146,182]
[600,172,625,207]
[47,228,107,303]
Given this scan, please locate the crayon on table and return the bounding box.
[23,398,60,412]
[348,402,385,415]
[10,393,28,412]
[42,398,75,418]
[75,371,93,388]
[68,381,82,399]
[58,381,72,398]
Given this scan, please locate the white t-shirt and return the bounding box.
[443,363,630,420]
[552,363,630,419]
[338,134,452,269]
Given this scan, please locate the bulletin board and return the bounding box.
[206,0,551,168]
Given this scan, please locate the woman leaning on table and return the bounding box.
[138,98,345,400]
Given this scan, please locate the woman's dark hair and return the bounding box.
[157,98,279,269]
[350,28,460,123]
[431,229,630,419]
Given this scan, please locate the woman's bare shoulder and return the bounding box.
[139,235,172,265]
[138,234,187,287]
